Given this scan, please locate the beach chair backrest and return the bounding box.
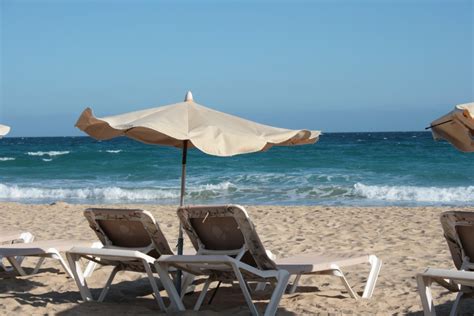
[440,211,474,270]
[84,208,173,258]
[178,205,276,270]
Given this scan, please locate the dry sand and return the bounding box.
[1,202,473,315]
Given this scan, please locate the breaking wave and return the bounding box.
[0,157,15,161]
[353,183,474,203]
[27,151,70,157]
[0,184,178,201]
[0,182,236,202]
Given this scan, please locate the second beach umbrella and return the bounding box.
[76,91,321,292]
[427,102,474,152]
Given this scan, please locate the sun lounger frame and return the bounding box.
[66,208,178,312]
[156,204,381,316]
[417,211,474,315]
[0,230,34,272]
[0,239,100,278]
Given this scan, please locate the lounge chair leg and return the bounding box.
[83,260,98,278]
[332,268,359,299]
[53,251,75,278]
[194,277,212,311]
[180,272,195,299]
[288,274,301,294]
[143,261,166,311]
[155,263,185,311]
[416,273,436,316]
[66,252,93,302]
[264,270,290,316]
[32,257,46,274]
[6,256,27,276]
[255,281,267,292]
[362,255,382,298]
[0,259,10,272]
[450,292,463,316]
[232,264,259,316]
[98,266,120,302]
[82,242,102,278]
[208,280,221,305]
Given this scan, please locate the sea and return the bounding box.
[0,132,473,206]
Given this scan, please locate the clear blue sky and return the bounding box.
[1,0,472,136]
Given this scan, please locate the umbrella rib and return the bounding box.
[425,119,453,130]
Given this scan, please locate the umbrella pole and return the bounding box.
[176,140,188,294]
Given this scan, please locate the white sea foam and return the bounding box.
[0,184,179,201]
[42,159,53,162]
[27,151,70,157]
[106,150,122,153]
[192,181,235,191]
[0,157,15,161]
[0,181,235,201]
[353,183,474,202]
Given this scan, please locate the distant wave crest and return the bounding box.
[353,183,474,203]
[27,151,70,157]
[0,157,15,161]
[105,150,122,153]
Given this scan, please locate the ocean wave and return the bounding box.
[192,182,235,191]
[0,181,471,204]
[105,150,122,153]
[42,158,53,162]
[27,151,70,157]
[353,183,474,202]
[0,184,179,201]
[0,181,235,202]
[0,157,15,161]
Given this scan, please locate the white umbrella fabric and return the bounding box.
[0,124,10,138]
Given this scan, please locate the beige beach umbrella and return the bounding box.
[76,91,321,292]
[428,102,474,152]
[0,124,11,138]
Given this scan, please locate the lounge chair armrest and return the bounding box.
[157,255,281,280]
[158,254,236,264]
[419,268,474,287]
[68,247,155,263]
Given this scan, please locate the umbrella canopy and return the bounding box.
[429,102,474,152]
[0,124,10,138]
[76,92,320,156]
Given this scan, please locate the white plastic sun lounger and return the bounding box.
[417,211,474,316]
[275,253,381,298]
[0,230,35,272]
[66,208,184,312]
[0,239,100,278]
[156,205,382,316]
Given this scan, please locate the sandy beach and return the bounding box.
[0,202,473,315]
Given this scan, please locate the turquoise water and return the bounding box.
[0,132,472,206]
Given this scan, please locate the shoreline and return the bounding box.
[1,202,474,314]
